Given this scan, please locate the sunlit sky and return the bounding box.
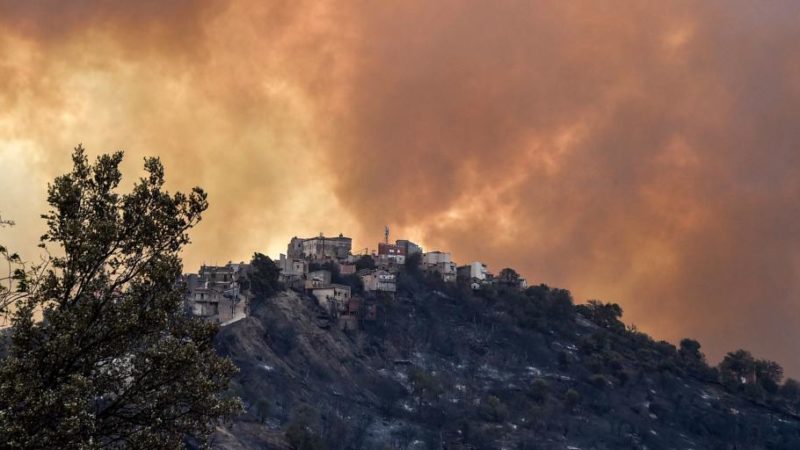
[1,0,800,374]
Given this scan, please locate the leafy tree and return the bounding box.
[678,339,703,362]
[354,255,375,271]
[0,147,240,448]
[754,359,783,394]
[409,368,442,406]
[779,378,800,404]
[498,267,520,285]
[529,378,549,404]
[546,288,575,321]
[564,389,580,412]
[249,252,281,300]
[403,251,422,275]
[719,349,756,389]
[479,395,509,423]
[578,300,624,332]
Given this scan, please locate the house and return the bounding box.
[457,261,490,281]
[287,233,352,260]
[422,251,451,266]
[305,270,332,289]
[422,251,458,282]
[277,253,307,285]
[377,242,406,264]
[361,269,397,294]
[457,261,492,290]
[310,284,352,314]
[185,262,250,325]
[396,239,422,256]
[339,262,357,275]
[339,297,362,331]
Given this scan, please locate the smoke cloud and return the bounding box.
[1,1,799,374]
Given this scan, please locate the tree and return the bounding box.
[498,268,520,286]
[577,300,623,332]
[754,359,783,394]
[0,147,241,448]
[354,255,375,271]
[564,389,580,412]
[678,339,703,362]
[718,350,756,389]
[779,378,800,404]
[248,252,281,300]
[403,251,422,275]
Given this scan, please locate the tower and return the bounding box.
[384,225,390,244]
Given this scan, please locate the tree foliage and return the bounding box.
[354,255,375,271]
[577,300,624,332]
[248,252,281,301]
[0,147,240,448]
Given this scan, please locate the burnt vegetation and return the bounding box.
[217,261,800,449]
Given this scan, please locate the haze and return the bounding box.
[1,0,799,374]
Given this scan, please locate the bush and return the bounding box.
[529,378,549,404]
[590,374,610,389]
[479,395,509,423]
[564,389,580,412]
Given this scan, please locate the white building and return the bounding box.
[361,269,397,293]
[457,261,490,282]
[422,251,452,266]
[422,251,458,282]
[310,284,352,314]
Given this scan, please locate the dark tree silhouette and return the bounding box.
[0,146,240,448]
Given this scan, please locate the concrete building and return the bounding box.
[339,297,362,331]
[305,270,332,289]
[339,262,357,275]
[310,284,351,314]
[457,261,491,282]
[422,251,452,266]
[287,233,352,260]
[421,251,458,282]
[277,253,307,285]
[185,263,250,325]
[361,269,397,294]
[377,242,406,264]
[396,239,422,257]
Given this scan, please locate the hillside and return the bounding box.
[212,274,800,449]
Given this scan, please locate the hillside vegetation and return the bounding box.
[213,269,800,449]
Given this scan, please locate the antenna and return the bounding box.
[384,225,390,244]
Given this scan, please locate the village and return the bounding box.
[183,228,528,328]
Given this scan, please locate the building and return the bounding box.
[377,242,406,264]
[361,269,397,294]
[396,239,422,256]
[339,296,362,331]
[287,233,352,260]
[305,270,332,289]
[422,251,451,266]
[185,263,250,325]
[310,284,352,314]
[457,261,491,283]
[339,262,357,275]
[277,253,307,285]
[422,251,458,282]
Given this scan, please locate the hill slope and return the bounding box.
[213,278,800,449]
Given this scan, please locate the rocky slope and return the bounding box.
[212,278,800,449]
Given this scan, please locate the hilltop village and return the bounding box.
[183,231,528,327]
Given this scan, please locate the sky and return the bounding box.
[1,1,799,375]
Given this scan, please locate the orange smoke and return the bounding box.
[1,1,800,374]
